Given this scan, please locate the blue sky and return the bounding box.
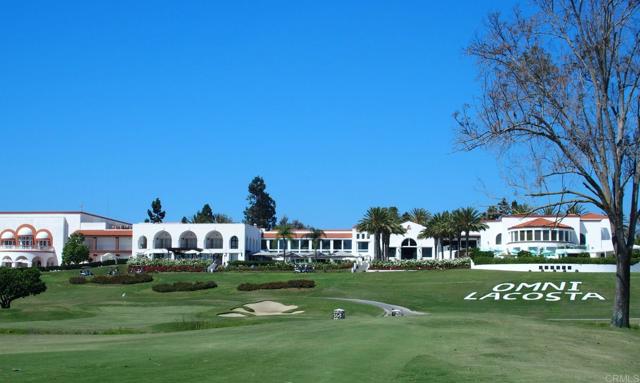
[0,0,525,227]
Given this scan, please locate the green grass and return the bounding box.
[0,267,638,382]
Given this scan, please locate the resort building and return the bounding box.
[0,211,131,268]
[132,223,262,265]
[0,210,615,267]
[480,213,614,257]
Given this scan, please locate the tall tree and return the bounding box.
[456,0,640,327]
[243,176,277,230]
[565,204,586,215]
[304,227,326,260]
[146,198,166,223]
[356,207,388,261]
[275,223,294,262]
[457,207,489,256]
[405,208,432,226]
[419,212,450,259]
[212,213,233,223]
[0,268,47,309]
[62,233,90,265]
[380,207,406,261]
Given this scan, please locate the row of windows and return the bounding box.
[355,233,370,240]
[1,237,51,249]
[262,239,353,251]
[504,229,575,244]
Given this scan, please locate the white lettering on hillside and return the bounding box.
[465,281,605,302]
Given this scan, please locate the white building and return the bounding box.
[479,213,614,257]
[132,222,262,264]
[0,211,131,268]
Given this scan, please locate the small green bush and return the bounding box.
[237,279,315,291]
[516,250,534,257]
[152,281,218,293]
[90,274,153,285]
[68,277,87,284]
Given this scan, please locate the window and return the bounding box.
[204,231,223,249]
[261,240,268,250]
[290,240,299,250]
[601,228,611,240]
[138,236,148,249]
[422,247,433,258]
[357,242,369,252]
[19,236,33,248]
[495,233,502,245]
[526,230,533,241]
[579,234,586,246]
[520,231,525,241]
[534,231,541,241]
[300,239,309,250]
[333,240,342,250]
[343,240,352,250]
[38,239,50,248]
[2,239,15,247]
[551,230,558,241]
[321,240,331,251]
[543,230,549,241]
[230,236,239,249]
[388,247,396,257]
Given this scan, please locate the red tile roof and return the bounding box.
[76,229,132,237]
[580,213,608,221]
[508,218,572,230]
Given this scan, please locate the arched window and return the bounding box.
[495,233,502,245]
[1,230,16,247]
[35,231,52,249]
[205,231,223,249]
[154,231,172,249]
[230,236,239,249]
[401,238,417,247]
[580,233,586,246]
[138,236,148,249]
[179,231,198,249]
[17,226,34,249]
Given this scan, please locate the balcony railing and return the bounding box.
[0,245,54,251]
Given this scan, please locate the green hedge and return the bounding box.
[369,258,471,270]
[237,279,315,291]
[472,256,639,265]
[152,281,217,293]
[41,259,128,272]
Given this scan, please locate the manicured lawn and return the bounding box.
[0,268,638,382]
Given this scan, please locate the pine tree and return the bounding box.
[243,176,277,230]
[147,198,166,223]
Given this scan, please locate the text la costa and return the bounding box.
[464,281,605,302]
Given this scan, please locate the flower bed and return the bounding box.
[369,258,471,271]
[127,259,209,273]
[152,281,217,293]
[225,261,353,272]
[237,279,315,291]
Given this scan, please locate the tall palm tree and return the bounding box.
[275,224,294,263]
[456,207,489,257]
[406,208,432,226]
[304,227,325,261]
[380,208,406,260]
[356,207,387,261]
[420,212,449,260]
[452,209,466,256]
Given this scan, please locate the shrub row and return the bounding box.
[472,256,639,265]
[225,261,354,272]
[237,279,315,291]
[128,265,207,273]
[41,259,128,272]
[152,281,217,293]
[69,274,153,285]
[369,258,471,271]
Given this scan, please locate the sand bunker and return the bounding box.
[218,301,304,318]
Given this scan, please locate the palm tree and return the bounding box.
[406,208,432,226]
[420,212,449,260]
[356,207,388,261]
[380,208,406,260]
[565,204,586,215]
[452,209,466,256]
[456,207,489,257]
[275,224,294,263]
[304,227,325,261]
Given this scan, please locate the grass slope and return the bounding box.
[0,267,638,382]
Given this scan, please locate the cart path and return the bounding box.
[325,298,426,316]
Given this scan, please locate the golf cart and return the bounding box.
[79,267,93,277]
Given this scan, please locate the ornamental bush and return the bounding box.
[237,279,315,291]
[90,274,153,284]
[152,281,217,293]
[127,259,209,273]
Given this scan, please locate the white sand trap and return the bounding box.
[219,301,304,317]
[218,313,246,318]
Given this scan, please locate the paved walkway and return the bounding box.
[326,298,425,316]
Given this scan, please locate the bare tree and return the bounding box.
[456,0,639,327]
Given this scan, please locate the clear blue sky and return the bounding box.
[0,0,524,227]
